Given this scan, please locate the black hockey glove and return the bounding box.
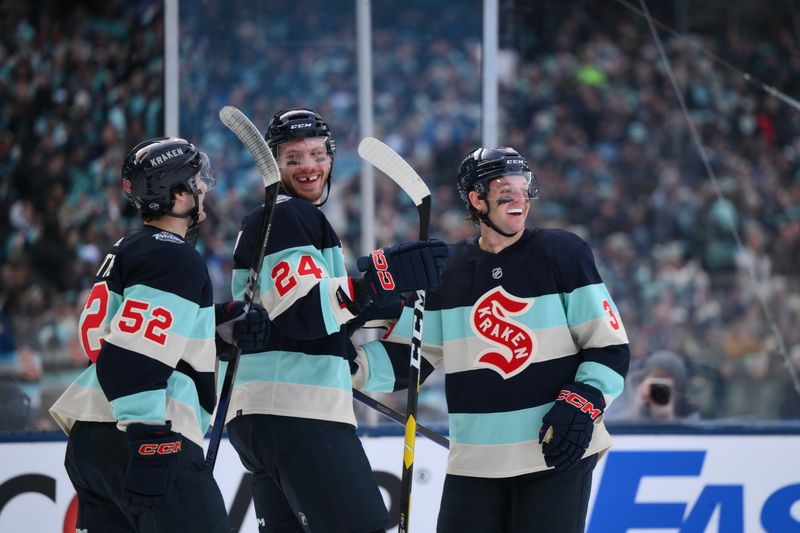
[215,301,270,358]
[539,382,605,471]
[123,423,182,514]
[355,239,449,305]
[346,295,406,337]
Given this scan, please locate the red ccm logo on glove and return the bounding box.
[370,249,395,290]
[137,440,182,455]
[557,389,602,420]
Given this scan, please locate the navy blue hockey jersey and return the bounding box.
[353,229,630,477]
[50,226,217,447]
[222,195,360,426]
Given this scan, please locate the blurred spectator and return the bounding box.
[0,381,30,431]
[607,351,699,422]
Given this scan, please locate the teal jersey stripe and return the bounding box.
[449,404,554,445]
[441,295,570,341]
[394,287,617,347]
[260,243,340,287]
[167,371,211,429]
[225,351,352,391]
[109,389,166,423]
[390,309,414,343]
[318,278,340,334]
[393,295,572,345]
[255,242,345,300]
[75,366,210,429]
[361,341,398,393]
[576,360,625,399]
[123,284,201,338]
[232,268,248,300]
[564,283,616,327]
[190,305,215,340]
[320,244,347,277]
[75,366,102,389]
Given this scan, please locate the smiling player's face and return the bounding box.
[276,138,331,203]
[481,174,532,234]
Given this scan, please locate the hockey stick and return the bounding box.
[206,106,280,470]
[357,137,430,533]
[353,389,449,449]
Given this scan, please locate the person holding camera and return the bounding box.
[608,350,698,422]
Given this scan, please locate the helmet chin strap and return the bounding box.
[314,177,332,207]
[312,158,334,207]
[166,192,201,226]
[478,202,521,238]
[478,193,519,237]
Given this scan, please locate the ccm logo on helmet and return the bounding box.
[506,159,525,165]
[149,148,185,167]
[290,122,313,129]
[557,389,602,420]
[137,440,182,455]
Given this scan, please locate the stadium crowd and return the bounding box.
[1,0,799,431]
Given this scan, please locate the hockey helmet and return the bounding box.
[265,108,336,158]
[456,147,538,206]
[121,137,214,214]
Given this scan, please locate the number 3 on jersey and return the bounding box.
[271,255,324,297]
[602,299,620,330]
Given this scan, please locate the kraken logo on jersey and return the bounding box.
[470,287,537,379]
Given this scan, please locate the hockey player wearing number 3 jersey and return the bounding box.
[222,108,448,533]
[351,147,630,532]
[50,137,269,532]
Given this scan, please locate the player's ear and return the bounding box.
[468,190,486,213]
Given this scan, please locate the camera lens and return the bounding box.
[650,383,671,405]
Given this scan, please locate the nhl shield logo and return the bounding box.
[470,287,537,379]
[492,267,503,279]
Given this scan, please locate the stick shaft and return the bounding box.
[206,107,280,470]
[352,390,449,449]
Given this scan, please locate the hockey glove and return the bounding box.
[355,239,449,305]
[346,295,406,337]
[539,382,605,471]
[123,423,182,514]
[215,301,270,358]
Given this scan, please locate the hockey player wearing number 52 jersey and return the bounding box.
[352,147,630,532]
[223,108,448,533]
[50,137,269,532]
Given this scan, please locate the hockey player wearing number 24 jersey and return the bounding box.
[50,137,269,533]
[222,108,448,533]
[352,147,630,533]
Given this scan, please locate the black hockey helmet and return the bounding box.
[456,146,538,206]
[265,108,336,158]
[121,137,214,215]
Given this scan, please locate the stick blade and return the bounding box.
[219,106,280,188]
[358,137,430,206]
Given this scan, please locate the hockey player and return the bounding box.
[50,137,270,532]
[352,147,630,532]
[222,108,449,532]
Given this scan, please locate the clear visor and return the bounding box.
[276,137,332,170]
[188,152,215,194]
[484,173,539,201]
